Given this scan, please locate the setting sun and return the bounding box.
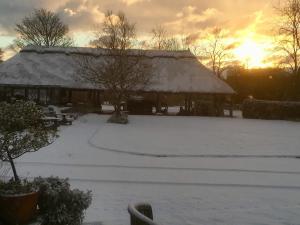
[234,39,267,68]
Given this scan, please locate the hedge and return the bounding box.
[242,99,300,120]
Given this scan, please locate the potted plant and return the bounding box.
[32,177,92,225]
[0,100,57,225]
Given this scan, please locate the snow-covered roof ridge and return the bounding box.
[0,46,235,94]
[21,46,195,59]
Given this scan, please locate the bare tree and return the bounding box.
[14,8,72,49]
[275,0,300,98]
[79,11,152,120]
[200,27,232,78]
[276,0,300,76]
[90,11,135,50]
[202,27,232,78]
[150,25,190,51]
[151,25,169,50]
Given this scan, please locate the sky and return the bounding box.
[0,0,282,67]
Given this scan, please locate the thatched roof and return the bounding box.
[0,46,235,94]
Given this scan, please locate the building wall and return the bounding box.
[0,86,231,116]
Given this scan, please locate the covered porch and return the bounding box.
[0,86,234,117]
[0,85,103,106]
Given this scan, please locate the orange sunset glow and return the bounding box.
[0,0,289,68]
[234,39,271,68]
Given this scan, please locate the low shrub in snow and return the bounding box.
[0,179,37,195]
[33,177,92,225]
[107,112,128,124]
[242,99,300,120]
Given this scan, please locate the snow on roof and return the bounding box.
[0,46,235,94]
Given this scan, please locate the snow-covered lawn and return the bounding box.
[91,115,300,156]
[7,114,300,225]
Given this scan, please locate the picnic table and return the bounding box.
[41,116,61,127]
[43,114,74,125]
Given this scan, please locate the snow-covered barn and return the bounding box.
[0,46,235,115]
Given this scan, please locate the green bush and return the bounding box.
[242,99,300,120]
[0,179,37,195]
[33,177,92,225]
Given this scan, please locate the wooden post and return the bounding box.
[91,90,94,105]
[57,88,63,105]
[49,88,54,104]
[92,90,95,103]
[68,89,72,103]
[88,90,92,105]
[94,90,98,106]
[89,90,94,106]
[213,94,217,116]
[187,95,190,113]
[156,93,161,113]
[97,91,101,105]
[95,90,99,105]
[229,96,233,117]
[184,94,188,112]
[98,91,102,112]
[187,94,192,113]
[46,88,50,104]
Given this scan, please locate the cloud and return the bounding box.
[0,0,76,37]
[121,0,150,6]
[164,6,222,34]
[0,0,279,52]
[59,0,106,30]
[0,0,276,35]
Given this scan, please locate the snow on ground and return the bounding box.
[91,115,300,156]
[4,114,300,225]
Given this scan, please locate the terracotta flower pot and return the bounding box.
[0,191,39,225]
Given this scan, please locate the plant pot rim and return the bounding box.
[0,190,39,197]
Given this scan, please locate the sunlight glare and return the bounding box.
[234,39,267,68]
